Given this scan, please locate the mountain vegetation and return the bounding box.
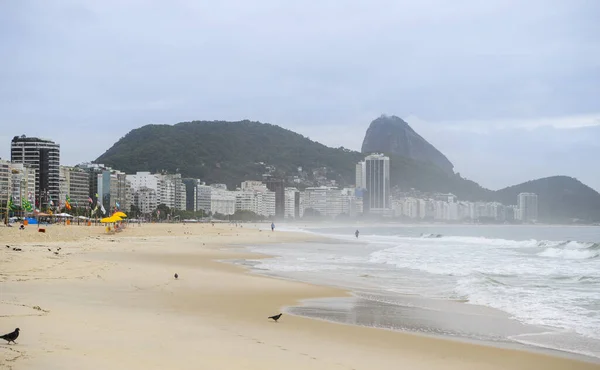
[95,119,600,223]
[494,176,600,223]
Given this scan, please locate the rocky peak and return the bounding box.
[361,115,454,174]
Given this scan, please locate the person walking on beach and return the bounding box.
[355,229,360,238]
[271,222,275,232]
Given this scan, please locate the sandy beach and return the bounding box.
[1,223,599,370]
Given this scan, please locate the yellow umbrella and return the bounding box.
[100,217,113,223]
[114,211,127,218]
[110,215,123,222]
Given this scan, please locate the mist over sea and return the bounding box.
[241,224,600,360]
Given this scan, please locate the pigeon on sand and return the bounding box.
[268,313,282,322]
[0,328,20,344]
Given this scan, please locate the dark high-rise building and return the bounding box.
[183,178,199,212]
[11,135,60,209]
[264,177,285,218]
[364,154,390,212]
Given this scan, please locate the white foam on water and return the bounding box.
[245,228,600,358]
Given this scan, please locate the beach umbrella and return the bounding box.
[114,211,127,218]
[100,217,113,223]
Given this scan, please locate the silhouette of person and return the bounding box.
[355,230,359,238]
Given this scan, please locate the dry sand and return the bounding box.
[1,222,598,370]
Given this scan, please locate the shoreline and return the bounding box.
[2,223,599,369]
[229,248,600,364]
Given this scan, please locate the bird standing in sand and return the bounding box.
[1,328,20,344]
[268,313,282,322]
[174,273,178,279]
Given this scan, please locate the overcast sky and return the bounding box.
[1,0,599,191]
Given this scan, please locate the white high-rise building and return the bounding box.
[58,166,89,209]
[301,186,351,218]
[9,163,36,206]
[134,187,158,214]
[0,160,12,209]
[518,193,538,222]
[156,173,186,210]
[284,187,299,219]
[196,185,236,216]
[355,161,366,189]
[364,154,391,213]
[236,181,276,217]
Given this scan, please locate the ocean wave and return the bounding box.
[538,247,599,260]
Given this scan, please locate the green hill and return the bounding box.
[95,119,600,223]
[494,176,600,223]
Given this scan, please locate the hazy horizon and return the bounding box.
[1,1,599,192]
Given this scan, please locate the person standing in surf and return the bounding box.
[355,230,360,238]
[271,222,275,232]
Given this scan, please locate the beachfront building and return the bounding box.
[0,159,12,213]
[284,187,300,219]
[127,171,186,212]
[9,163,36,207]
[364,154,391,214]
[301,186,357,218]
[97,170,131,213]
[133,187,158,214]
[58,166,90,209]
[518,192,538,222]
[157,173,186,211]
[182,178,200,212]
[11,135,60,209]
[236,181,276,217]
[355,161,366,189]
[196,184,236,216]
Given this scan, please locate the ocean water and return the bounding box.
[242,224,600,359]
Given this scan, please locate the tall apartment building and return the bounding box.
[11,135,60,208]
[157,173,186,210]
[127,171,160,212]
[364,154,390,213]
[284,187,300,219]
[301,186,354,218]
[518,192,538,222]
[134,187,158,214]
[196,184,236,216]
[0,160,11,211]
[355,161,366,189]
[237,181,276,217]
[263,177,285,218]
[9,163,36,204]
[182,178,200,212]
[59,166,90,208]
[97,170,131,213]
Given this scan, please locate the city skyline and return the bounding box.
[1,2,599,192]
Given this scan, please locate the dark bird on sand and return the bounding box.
[5,245,10,248]
[54,252,59,255]
[174,273,178,279]
[1,328,19,344]
[48,248,52,252]
[268,313,282,322]
[12,248,22,251]
[57,247,62,251]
